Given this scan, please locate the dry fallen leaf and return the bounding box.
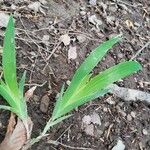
[68,46,77,60]
[0,114,33,150]
[60,34,71,46]
[25,86,37,101]
[40,94,50,113]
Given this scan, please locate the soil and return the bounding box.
[0,0,150,150]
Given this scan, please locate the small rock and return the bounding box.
[127,114,132,121]
[42,35,50,41]
[68,46,77,60]
[80,6,86,11]
[96,129,103,137]
[142,129,148,135]
[77,35,86,43]
[89,0,97,6]
[84,124,94,136]
[42,35,50,45]
[106,97,115,105]
[130,111,136,118]
[0,13,10,28]
[109,6,117,12]
[91,112,101,126]
[118,53,124,59]
[82,115,91,125]
[103,107,108,112]
[11,4,17,10]
[106,16,115,24]
[80,11,86,16]
[66,80,71,85]
[28,2,41,12]
[60,34,71,46]
[88,15,102,28]
[112,139,125,150]
[40,95,50,113]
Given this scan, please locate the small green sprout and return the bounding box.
[51,36,142,121]
[41,35,142,138]
[0,16,28,121]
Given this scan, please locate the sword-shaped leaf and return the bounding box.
[52,35,122,120]
[2,16,19,97]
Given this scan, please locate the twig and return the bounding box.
[56,124,73,141]
[130,41,150,60]
[46,41,61,61]
[109,84,150,102]
[25,81,47,87]
[47,140,94,150]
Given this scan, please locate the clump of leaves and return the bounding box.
[35,35,142,147]
[0,16,28,121]
[51,36,141,121]
[41,35,142,137]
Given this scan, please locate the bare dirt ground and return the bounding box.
[0,0,150,149]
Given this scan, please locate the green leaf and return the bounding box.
[83,61,142,95]
[43,114,72,135]
[63,35,122,103]
[2,15,19,96]
[52,35,122,120]
[52,83,65,118]
[0,84,17,108]
[53,89,109,119]
[52,61,141,120]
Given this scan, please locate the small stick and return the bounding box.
[130,41,150,60]
[48,140,94,150]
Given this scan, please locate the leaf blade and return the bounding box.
[63,35,122,101]
[83,61,142,95]
[52,35,122,120]
[2,15,19,96]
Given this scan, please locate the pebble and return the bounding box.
[89,0,97,6]
[142,129,148,135]
[112,139,125,150]
[80,11,86,16]
[77,35,86,43]
[130,111,136,118]
[91,112,101,126]
[82,115,91,125]
[106,97,115,105]
[127,114,132,121]
[84,124,94,136]
[118,53,124,59]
